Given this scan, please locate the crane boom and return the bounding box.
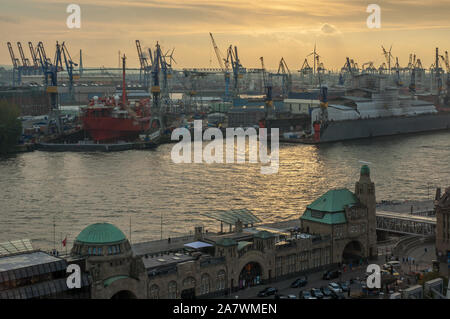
[135,40,149,69]
[7,42,20,68]
[209,33,225,71]
[28,42,39,68]
[17,42,30,67]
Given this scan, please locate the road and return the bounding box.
[221,264,370,299]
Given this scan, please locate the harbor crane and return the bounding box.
[7,42,21,85]
[225,44,244,98]
[275,57,292,98]
[259,56,273,110]
[17,42,31,69]
[28,42,40,69]
[392,57,403,86]
[381,45,394,73]
[299,58,313,75]
[439,51,450,105]
[361,62,377,74]
[136,40,152,89]
[209,32,231,101]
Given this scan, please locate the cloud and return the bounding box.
[321,23,338,34]
[0,15,20,24]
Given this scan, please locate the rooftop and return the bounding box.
[0,251,63,273]
[305,188,358,213]
[75,223,127,245]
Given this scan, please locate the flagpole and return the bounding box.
[53,216,56,253]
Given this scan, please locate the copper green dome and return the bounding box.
[75,223,127,244]
[361,165,370,176]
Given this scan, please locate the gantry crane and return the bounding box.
[7,42,21,85]
[209,32,231,101]
[260,57,273,110]
[381,45,393,73]
[28,42,40,69]
[439,51,450,105]
[276,57,291,98]
[225,44,244,98]
[136,40,151,89]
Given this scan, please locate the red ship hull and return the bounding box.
[82,116,150,142]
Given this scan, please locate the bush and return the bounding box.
[0,101,22,154]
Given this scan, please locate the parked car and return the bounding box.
[320,286,333,297]
[331,290,346,299]
[276,294,297,299]
[291,277,308,288]
[328,282,342,293]
[323,269,341,280]
[257,287,278,297]
[310,288,324,299]
[339,282,349,292]
[299,290,316,299]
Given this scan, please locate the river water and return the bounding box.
[1,131,450,250]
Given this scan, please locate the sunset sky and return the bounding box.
[1,0,450,70]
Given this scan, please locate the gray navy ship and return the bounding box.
[309,74,450,143]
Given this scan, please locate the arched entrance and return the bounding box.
[181,277,196,299]
[111,290,137,299]
[342,240,364,264]
[239,262,262,289]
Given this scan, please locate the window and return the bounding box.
[168,281,177,299]
[216,270,226,291]
[98,247,102,256]
[183,277,196,288]
[149,284,159,299]
[200,274,210,295]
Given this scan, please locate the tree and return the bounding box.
[0,100,22,154]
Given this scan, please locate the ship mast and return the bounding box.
[122,54,127,106]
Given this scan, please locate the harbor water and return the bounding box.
[1,130,450,250]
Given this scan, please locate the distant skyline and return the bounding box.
[1,0,450,70]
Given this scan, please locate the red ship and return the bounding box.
[81,97,151,142]
[80,54,151,142]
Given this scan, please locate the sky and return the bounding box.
[1,0,450,70]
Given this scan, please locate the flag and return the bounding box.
[62,236,67,247]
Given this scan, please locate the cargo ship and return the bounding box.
[80,55,151,142]
[80,96,151,142]
[306,74,450,143]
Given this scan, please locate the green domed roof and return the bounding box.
[75,223,127,244]
[361,165,370,176]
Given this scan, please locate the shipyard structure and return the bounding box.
[0,166,377,299]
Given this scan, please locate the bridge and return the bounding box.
[376,210,436,236]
